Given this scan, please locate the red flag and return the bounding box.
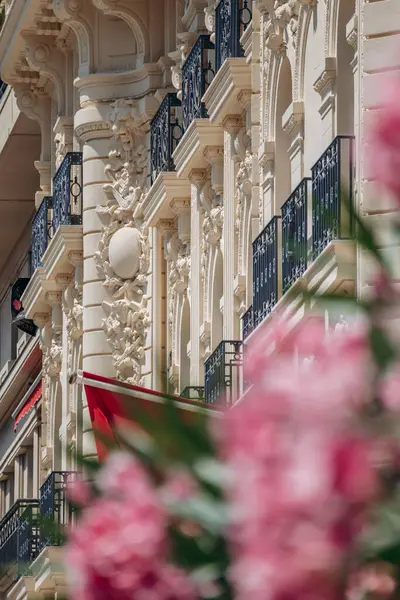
[82,372,219,461]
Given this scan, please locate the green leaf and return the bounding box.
[170,496,228,534]
[369,326,397,372]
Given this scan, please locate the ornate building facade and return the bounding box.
[0,0,395,596]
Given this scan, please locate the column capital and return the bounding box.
[223,115,245,135]
[170,198,191,216]
[45,291,63,307]
[68,251,84,267]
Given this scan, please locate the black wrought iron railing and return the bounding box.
[52,152,83,234]
[181,35,215,132]
[0,78,7,102]
[252,216,281,329]
[31,196,52,272]
[204,341,243,406]
[312,136,354,260]
[215,0,252,71]
[40,471,77,549]
[0,499,40,580]
[150,93,183,183]
[242,305,254,340]
[281,178,310,294]
[180,386,205,401]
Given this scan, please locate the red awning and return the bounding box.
[81,371,220,461]
[14,381,42,431]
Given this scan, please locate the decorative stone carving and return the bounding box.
[261,0,314,53]
[94,104,151,386]
[166,234,191,334]
[54,116,74,169]
[236,149,252,257]
[204,1,216,43]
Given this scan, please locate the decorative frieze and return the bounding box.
[94,102,151,387]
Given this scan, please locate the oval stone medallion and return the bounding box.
[108,227,141,280]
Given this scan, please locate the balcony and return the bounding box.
[40,471,77,549]
[245,136,355,338]
[253,216,281,329]
[150,93,183,184]
[52,152,83,232]
[312,136,354,260]
[0,499,39,586]
[181,34,215,132]
[204,341,243,406]
[180,386,205,401]
[282,178,311,294]
[242,305,253,340]
[31,196,52,272]
[215,0,252,72]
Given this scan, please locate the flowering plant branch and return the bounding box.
[63,71,400,600]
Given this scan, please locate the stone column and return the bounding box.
[313,58,337,147]
[188,171,206,385]
[282,101,305,190]
[75,104,114,462]
[14,455,23,500]
[32,427,41,497]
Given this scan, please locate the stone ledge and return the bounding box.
[21,226,83,320]
[31,546,67,596]
[202,58,251,125]
[142,172,190,226]
[245,239,356,344]
[172,119,224,179]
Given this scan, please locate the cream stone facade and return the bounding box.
[0,0,395,597]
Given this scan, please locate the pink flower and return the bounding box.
[380,365,400,412]
[347,563,396,599]
[368,73,400,202]
[66,453,195,600]
[218,320,377,600]
[67,475,92,507]
[96,451,154,499]
[160,470,197,506]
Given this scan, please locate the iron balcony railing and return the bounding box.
[0,499,40,581]
[281,178,311,294]
[252,216,281,329]
[242,305,254,340]
[215,0,252,71]
[0,79,7,102]
[31,196,52,272]
[312,136,354,260]
[180,386,205,401]
[52,152,83,234]
[150,93,183,183]
[40,471,77,549]
[204,341,243,406]
[181,35,215,132]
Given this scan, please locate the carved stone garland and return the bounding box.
[94,101,150,386]
[261,0,314,53]
[41,324,62,473]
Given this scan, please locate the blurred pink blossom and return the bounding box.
[380,365,400,412]
[66,453,195,600]
[67,476,92,507]
[220,320,378,600]
[347,563,396,599]
[368,73,400,202]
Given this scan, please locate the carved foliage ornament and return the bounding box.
[262,0,314,53]
[94,101,150,386]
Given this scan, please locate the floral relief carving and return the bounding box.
[261,0,314,53]
[236,149,253,272]
[94,102,151,386]
[164,234,190,380]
